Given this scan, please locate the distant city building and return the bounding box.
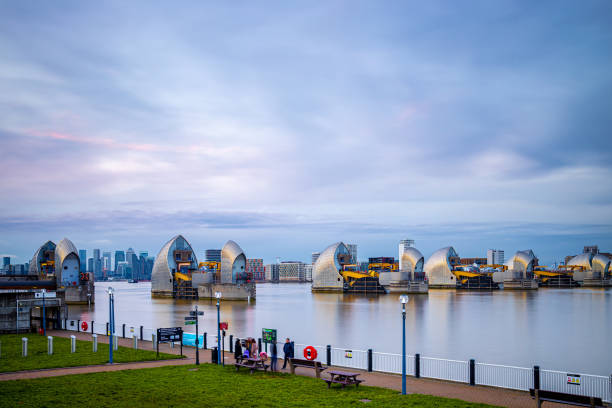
[487,249,505,265]
[264,263,279,282]
[78,250,86,272]
[584,246,599,255]
[247,259,264,281]
[205,249,222,263]
[139,251,149,258]
[347,244,358,264]
[460,257,487,265]
[138,253,154,280]
[93,249,101,279]
[304,264,313,282]
[2,257,9,267]
[87,258,93,273]
[279,261,306,282]
[102,252,111,275]
[126,248,135,266]
[399,239,415,252]
[311,252,321,265]
[114,250,125,274]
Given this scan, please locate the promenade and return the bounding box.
[0,330,566,408]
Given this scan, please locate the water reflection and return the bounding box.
[68,281,611,375]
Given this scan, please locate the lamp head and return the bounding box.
[215,291,222,299]
[399,294,409,304]
[108,287,114,295]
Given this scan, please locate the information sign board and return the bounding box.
[567,374,581,385]
[157,327,183,343]
[262,328,277,343]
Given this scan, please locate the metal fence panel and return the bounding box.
[475,363,532,391]
[330,347,368,370]
[372,352,414,375]
[421,357,469,383]
[293,343,326,364]
[541,369,611,403]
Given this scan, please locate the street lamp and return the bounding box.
[399,294,409,395]
[108,287,115,364]
[215,291,222,365]
[41,289,46,336]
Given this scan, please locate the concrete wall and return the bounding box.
[197,282,255,300]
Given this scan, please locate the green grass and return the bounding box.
[0,334,180,373]
[0,363,500,407]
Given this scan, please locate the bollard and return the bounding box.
[91,320,94,334]
[47,336,53,355]
[415,353,421,378]
[140,325,143,341]
[152,333,157,350]
[469,359,475,386]
[70,335,76,353]
[229,335,233,353]
[77,320,80,332]
[203,333,207,349]
[22,337,28,357]
[133,336,138,350]
[367,349,373,372]
[93,334,98,352]
[113,335,118,350]
[258,338,262,353]
[326,345,331,366]
[122,324,126,338]
[534,366,540,390]
[171,341,175,349]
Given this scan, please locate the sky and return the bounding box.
[1,1,611,265]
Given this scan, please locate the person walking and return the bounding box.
[270,341,278,371]
[234,338,242,361]
[282,338,292,369]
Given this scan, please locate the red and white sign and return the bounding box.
[219,322,228,330]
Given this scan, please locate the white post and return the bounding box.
[152,333,156,349]
[133,336,138,350]
[22,337,28,357]
[113,335,118,350]
[70,335,76,353]
[47,336,53,355]
[92,334,98,352]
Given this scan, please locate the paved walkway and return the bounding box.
[0,330,561,407]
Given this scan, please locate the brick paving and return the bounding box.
[0,330,564,407]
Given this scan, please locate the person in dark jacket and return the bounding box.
[234,338,242,361]
[270,341,278,371]
[282,338,292,369]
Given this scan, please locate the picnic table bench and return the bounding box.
[529,389,604,407]
[234,356,270,374]
[324,370,363,389]
[289,358,327,378]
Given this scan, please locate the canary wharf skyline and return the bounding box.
[1,1,611,264]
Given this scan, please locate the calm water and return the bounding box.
[69,282,612,375]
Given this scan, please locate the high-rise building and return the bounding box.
[347,244,358,264]
[87,257,93,273]
[2,257,10,267]
[205,249,222,263]
[246,259,264,281]
[102,252,111,275]
[93,249,101,279]
[583,246,599,255]
[114,250,125,274]
[399,239,415,252]
[278,261,306,282]
[487,249,505,265]
[311,252,321,265]
[264,264,280,282]
[304,264,313,282]
[78,250,86,272]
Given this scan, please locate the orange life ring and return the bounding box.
[304,346,317,361]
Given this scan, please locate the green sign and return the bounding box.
[185,320,196,325]
[262,328,277,343]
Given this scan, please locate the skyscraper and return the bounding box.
[78,250,86,272]
[487,249,505,265]
[205,249,221,263]
[114,250,125,274]
[93,249,101,279]
[347,244,358,264]
[2,257,10,267]
[102,252,111,275]
[87,257,93,273]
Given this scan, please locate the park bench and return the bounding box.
[324,370,363,389]
[234,357,269,374]
[289,358,327,378]
[529,389,604,407]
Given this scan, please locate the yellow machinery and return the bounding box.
[533,265,579,287]
[198,261,220,271]
[341,264,386,292]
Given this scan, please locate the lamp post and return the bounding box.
[215,291,222,365]
[108,287,115,364]
[399,294,409,395]
[41,289,46,336]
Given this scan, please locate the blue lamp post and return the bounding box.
[41,289,46,336]
[215,291,222,365]
[108,287,115,364]
[399,294,409,395]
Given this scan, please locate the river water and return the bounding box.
[69,281,611,375]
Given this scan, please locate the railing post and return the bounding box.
[367,349,372,372]
[77,319,80,332]
[469,359,475,386]
[258,338,262,353]
[415,353,420,378]
[91,321,94,334]
[534,365,540,390]
[106,322,109,335]
[122,323,126,338]
[203,332,207,349]
[326,345,331,366]
[140,326,143,341]
[229,335,233,353]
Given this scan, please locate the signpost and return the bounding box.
[156,327,183,357]
[184,307,203,365]
[262,328,277,353]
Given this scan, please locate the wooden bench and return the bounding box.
[234,357,270,374]
[529,389,604,407]
[324,370,363,389]
[289,358,327,378]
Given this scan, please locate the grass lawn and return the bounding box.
[0,334,180,373]
[0,363,501,407]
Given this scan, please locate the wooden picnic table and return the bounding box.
[324,370,363,388]
[234,356,269,373]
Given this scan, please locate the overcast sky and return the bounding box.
[1,1,611,265]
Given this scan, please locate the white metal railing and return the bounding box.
[60,320,610,402]
[476,363,532,391]
[421,356,469,383]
